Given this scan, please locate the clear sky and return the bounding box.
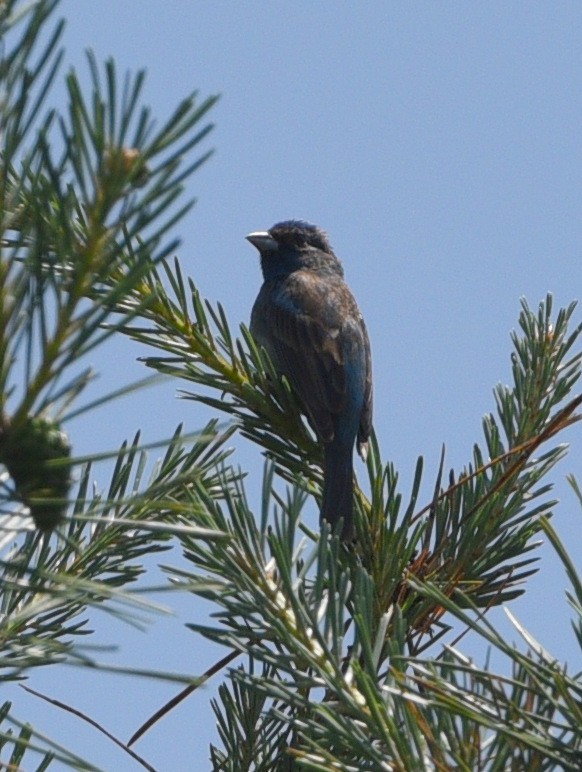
[10,2,582,769]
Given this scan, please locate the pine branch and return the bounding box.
[0,0,218,547]
[107,264,582,765]
[0,5,227,761]
[1,4,581,770]
[0,420,236,676]
[104,235,582,632]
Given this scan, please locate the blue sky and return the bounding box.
[10,2,582,769]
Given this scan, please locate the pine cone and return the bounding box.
[0,415,72,531]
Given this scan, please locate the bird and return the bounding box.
[247,220,372,540]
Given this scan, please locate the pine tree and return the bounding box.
[1,1,582,769]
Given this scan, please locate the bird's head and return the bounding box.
[246,220,342,279]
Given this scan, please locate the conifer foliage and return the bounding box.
[1,2,582,769]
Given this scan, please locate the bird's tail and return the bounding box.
[321,443,355,541]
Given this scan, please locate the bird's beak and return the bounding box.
[246,231,278,252]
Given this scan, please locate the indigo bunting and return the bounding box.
[247,220,372,540]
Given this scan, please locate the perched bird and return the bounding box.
[247,220,372,540]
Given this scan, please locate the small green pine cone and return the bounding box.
[0,415,72,531]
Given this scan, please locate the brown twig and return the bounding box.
[411,393,582,526]
[128,648,240,747]
[20,683,157,772]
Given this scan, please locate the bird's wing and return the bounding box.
[261,271,352,442]
[357,320,373,458]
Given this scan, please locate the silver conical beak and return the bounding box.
[246,231,278,252]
